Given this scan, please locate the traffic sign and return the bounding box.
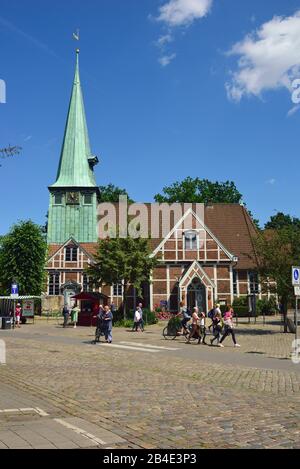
[292,267,300,286]
[295,286,300,297]
[10,282,19,299]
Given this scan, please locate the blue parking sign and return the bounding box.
[11,282,19,298]
[292,267,300,286]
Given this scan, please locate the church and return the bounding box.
[44,51,260,316]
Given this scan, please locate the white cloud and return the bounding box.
[158,53,177,67]
[157,0,213,27]
[226,11,300,101]
[266,178,276,185]
[156,34,173,48]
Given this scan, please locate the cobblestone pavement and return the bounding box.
[0,318,299,449]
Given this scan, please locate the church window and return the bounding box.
[82,273,90,292]
[65,246,78,262]
[48,273,60,295]
[54,193,63,205]
[83,194,93,205]
[113,283,123,297]
[249,271,259,294]
[233,270,238,296]
[184,231,198,251]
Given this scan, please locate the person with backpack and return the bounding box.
[210,311,223,346]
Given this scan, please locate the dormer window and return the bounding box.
[65,245,78,262]
[184,231,198,251]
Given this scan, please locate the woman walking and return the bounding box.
[210,311,223,346]
[198,312,207,345]
[187,307,200,343]
[102,305,113,343]
[218,307,240,348]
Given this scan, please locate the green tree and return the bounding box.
[154,177,243,204]
[99,184,134,204]
[0,221,47,295]
[253,226,300,332]
[87,236,157,319]
[265,212,300,230]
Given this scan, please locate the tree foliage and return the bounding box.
[154,177,243,204]
[98,184,134,204]
[265,212,300,230]
[87,236,157,318]
[253,226,300,323]
[0,221,47,295]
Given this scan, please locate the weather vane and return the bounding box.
[73,29,80,53]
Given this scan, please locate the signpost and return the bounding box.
[292,268,300,343]
[10,281,19,330]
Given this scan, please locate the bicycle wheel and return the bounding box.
[163,326,176,340]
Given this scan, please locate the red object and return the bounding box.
[71,292,108,327]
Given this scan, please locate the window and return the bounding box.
[184,231,198,251]
[233,270,238,296]
[82,273,90,292]
[113,283,123,297]
[48,273,60,296]
[249,271,259,294]
[65,246,78,262]
[54,193,63,205]
[83,194,93,205]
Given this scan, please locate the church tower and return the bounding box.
[47,50,99,244]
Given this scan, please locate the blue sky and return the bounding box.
[1,0,300,234]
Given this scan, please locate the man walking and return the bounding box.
[62,305,70,328]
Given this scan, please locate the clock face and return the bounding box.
[66,192,80,204]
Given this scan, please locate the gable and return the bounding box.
[47,238,96,269]
[151,208,235,263]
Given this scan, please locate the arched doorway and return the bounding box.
[187,277,206,313]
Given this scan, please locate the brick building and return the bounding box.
[44,51,260,313]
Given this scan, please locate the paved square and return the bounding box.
[0,318,299,449]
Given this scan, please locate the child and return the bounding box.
[210,312,223,345]
[219,307,240,348]
[198,312,207,345]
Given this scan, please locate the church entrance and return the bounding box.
[187,277,206,313]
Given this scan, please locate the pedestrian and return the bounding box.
[210,311,223,346]
[71,303,80,328]
[208,303,221,331]
[198,312,207,345]
[110,302,116,314]
[218,307,240,348]
[133,308,141,332]
[62,304,70,328]
[179,301,191,335]
[138,303,144,332]
[187,307,200,343]
[102,305,113,343]
[15,303,22,328]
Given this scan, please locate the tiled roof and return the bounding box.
[47,204,257,269]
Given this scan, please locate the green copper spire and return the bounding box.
[51,50,98,188]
